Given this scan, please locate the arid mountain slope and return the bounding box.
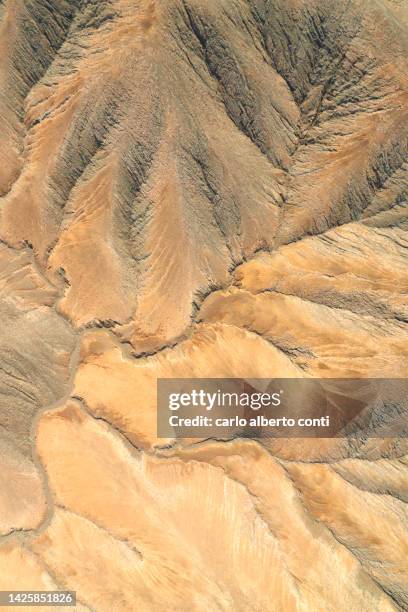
[0,0,407,348]
[0,0,407,610]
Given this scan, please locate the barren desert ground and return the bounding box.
[0,0,408,610]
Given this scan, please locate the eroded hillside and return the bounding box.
[0,0,407,610]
